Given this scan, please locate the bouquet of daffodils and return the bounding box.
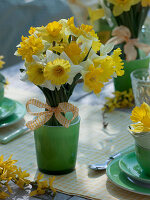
[74,0,150,60]
[103,0,150,60]
[15,17,124,127]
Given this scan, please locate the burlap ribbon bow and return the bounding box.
[106,26,150,61]
[26,98,79,130]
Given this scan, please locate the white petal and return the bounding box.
[60,52,73,64]
[16,44,21,47]
[88,49,99,60]
[81,59,93,71]
[55,85,61,90]
[59,19,68,25]
[77,35,92,52]
[70,64,82,74]
[100,43,114,55]
[67,65,82,85]
[41,80,55,91]
[46,50,53,62]
[14,51,20,56]
[67,76,74,85]
[32,55,40,62]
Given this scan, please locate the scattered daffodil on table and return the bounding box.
[130,102,150,133]
[0,155,56,199]
[103,89,134,112]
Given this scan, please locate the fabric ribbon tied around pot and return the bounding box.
[26,98,79,130]
[106,25,150,61]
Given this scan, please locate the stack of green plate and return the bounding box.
[106,151,150,196]
[0,95,27,144]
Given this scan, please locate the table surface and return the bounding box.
[1,62,114,200]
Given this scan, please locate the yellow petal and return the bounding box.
[88,8,105,24]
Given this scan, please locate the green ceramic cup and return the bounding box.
[114,56,150,92]
[0,82,4,102]
[129,129,150,176]
[135,144,150,177]
[34,114,80,175]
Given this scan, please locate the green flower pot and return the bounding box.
[113,56,150,92]
[34,114,80,175]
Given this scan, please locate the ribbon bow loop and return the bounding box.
[107,25,150,61]
[26,99,79,130]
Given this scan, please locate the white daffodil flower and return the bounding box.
[40,50,83,91]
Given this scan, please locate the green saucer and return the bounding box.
[106,156,150,196]
[119,152,150,184]
[0,98,16,120]
[0,101,26,128]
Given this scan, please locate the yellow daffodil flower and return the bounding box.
[46,21,62,37]
[64,41,87,64]
[130,102,150,133]
[108,0,141,16]
[112,48,124,76]
[67,16,98,41]
[93,56,115,82]
[67,17,81,36]
[28,27,36,35]
[0,56,5,68]
[36,22,68,44]
[44,58,71,85]
[15,35,44,62]
[26,63,46,85]
[88,7,105,24]
[82,64,104,95]
[141,0,150,6]
[41,51,82,90]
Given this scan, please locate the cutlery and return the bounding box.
[89,152,121,170]
[0,126,30,144]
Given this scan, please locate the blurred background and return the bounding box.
[0,0,73,67]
